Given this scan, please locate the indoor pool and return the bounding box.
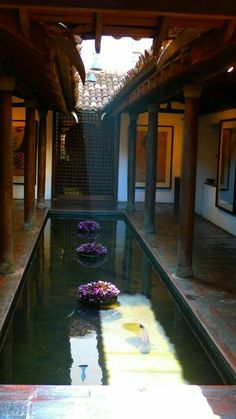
[0,215,224,386]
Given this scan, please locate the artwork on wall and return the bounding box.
[13,120,25,184]
[136,125,174,188]
[12,120,38,185]
[219,127,231,190]
[216,118,236,214]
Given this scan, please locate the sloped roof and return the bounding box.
[75,72,124,111]
[0,2,235,113]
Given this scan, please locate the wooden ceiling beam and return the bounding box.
[0,1,236,20]
[156,28,206,71]
[29,11,224,30]
[0,29,62,91]
[191,26,236,66]
[0,11,48,61]
[152,16,169,58]
[223,19,236,42]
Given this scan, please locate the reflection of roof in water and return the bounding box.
[68,306,122,337]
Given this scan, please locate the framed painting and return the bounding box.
[216,118,236,214]
[136,125,174,188]
[13,120,25,184]
[13,120,38,184]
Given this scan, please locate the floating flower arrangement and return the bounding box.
[77,281,120,307]
[76,242,108,258]
[77,220,101,233]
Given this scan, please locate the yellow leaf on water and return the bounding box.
[122,322,141,334]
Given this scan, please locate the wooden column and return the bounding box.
[144,107,158,233]
[36,109,48,209]
[127,112,138,211]
[24,101,37,230]
[176,85,202,278]
[0,76,15,273]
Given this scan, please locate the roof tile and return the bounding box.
[76,72,124,111]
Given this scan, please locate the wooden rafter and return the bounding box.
[18,8,30,36]
[152,16,169,58]
[0,0,236,19]
[223,19,236,42]
[95,12,102,53]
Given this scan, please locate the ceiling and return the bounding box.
[0,1,235,113]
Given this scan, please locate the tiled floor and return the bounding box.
[0,200,236,418]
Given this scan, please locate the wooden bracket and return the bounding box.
[152,16,169,58]
[95,12,102,53]
[18,8,30,37]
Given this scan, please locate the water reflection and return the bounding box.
[79,364,88,383]
[0,217,224,386]
[76,255,107,268]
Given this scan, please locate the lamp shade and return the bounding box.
[87,72,97,82]
[90,55,102,71]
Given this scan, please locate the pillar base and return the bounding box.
[144,223,155,234]
[126,203,135,211]
[0,261,16,274]
[175,265,193,278]
[24,221,34,231]
[36,201,46,209]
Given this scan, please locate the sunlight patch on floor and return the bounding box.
[100,293,185,386]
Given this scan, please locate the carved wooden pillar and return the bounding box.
[36,109,48,209]
[144,107,158,233]
[0,76,15,273]
[127,112,138,211]
[24,100,37,230]
[176,85,202,277]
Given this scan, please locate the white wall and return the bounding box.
[197,109,236,236]
[195,120,219,214]
[202,184,236,236]
[117,110,184,203]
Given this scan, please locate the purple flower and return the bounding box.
[76,242,107,256]
[77,220,101,233]
[77,281,120,304]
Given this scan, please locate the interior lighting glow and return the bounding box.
[227,66,234,73]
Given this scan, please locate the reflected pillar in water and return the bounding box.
[39,221,51,305]
[141,256,152,297]
[34,232,45,303]
[22,277,34,345]
[122,227,133,293]
[0,325,13,383]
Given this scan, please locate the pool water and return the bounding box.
[0,216,224,385]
